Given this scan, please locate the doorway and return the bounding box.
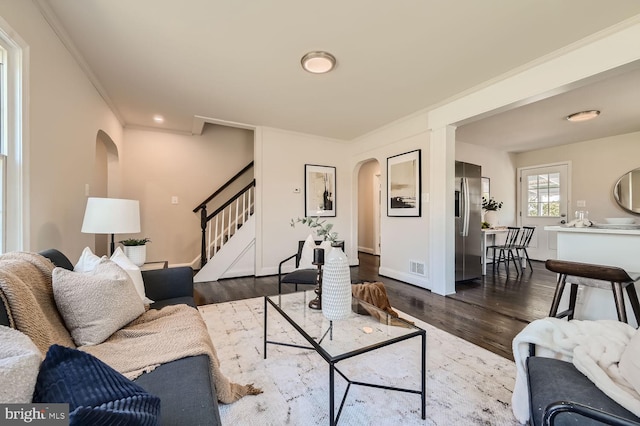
[357,159,381,256]
[93,130,119,256]
[518,162,570,260]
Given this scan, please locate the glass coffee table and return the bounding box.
[264,290,426,425]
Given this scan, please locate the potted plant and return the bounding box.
[481,197,503,226]
[119,237,151,267]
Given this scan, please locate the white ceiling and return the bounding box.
[37,0,640,147]
[456,63,640,152]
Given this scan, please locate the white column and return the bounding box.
[429,125,456,295]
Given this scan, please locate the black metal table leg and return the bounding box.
[330,362,335,426]
[263,296,268,359]
[421,330,426,419]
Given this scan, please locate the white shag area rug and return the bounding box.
[199,297,519,425]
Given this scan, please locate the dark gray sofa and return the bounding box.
[0,249,221,426]
[527,348,640,426]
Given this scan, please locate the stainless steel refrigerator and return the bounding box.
[455,161,482,282]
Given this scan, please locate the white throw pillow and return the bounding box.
[52,259,145,346]
[74,246,104,272]
[0,326,41,403]
[298,235,333,269]
[619,328,640,395]
[298,234,316,269]
[110,247,153,305]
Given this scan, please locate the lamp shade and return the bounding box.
[81,198,141,234]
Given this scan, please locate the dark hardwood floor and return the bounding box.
[194,253,558,361]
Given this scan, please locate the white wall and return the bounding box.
[254,127,352,276]
[120,125,254,265]
[349,114,431,289]
[0,1,123,259]
[515,130,640,222]
[456,141,517,226]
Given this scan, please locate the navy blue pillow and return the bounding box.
[33,345,160,426]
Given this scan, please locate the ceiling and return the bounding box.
[456,63,640,152]
[37,0,640,148]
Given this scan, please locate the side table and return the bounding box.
[140,260,168,271]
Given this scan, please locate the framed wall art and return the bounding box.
[305,164,336,217]
[481,177,490,201]
[387,149,421,217]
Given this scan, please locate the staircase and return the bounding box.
[192,162,255,282]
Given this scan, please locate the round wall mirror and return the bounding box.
[613,167,640,215]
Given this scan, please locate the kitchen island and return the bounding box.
[544,225,640,327]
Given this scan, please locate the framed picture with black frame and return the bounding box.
[304,164,336,217]
[387,149,421,217]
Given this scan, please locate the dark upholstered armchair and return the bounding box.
[277,240,344,294]
[527,344,640,426]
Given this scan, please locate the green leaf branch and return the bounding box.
[290,217,338,242]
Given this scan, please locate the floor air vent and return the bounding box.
[410,260,426,276]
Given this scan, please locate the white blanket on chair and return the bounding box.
[511,317,640,424]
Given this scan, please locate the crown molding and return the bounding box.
[34,0,125,127]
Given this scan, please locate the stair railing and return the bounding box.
[193,162,255,268]
[204,181,255,264]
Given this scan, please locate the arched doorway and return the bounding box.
[357,159,381,256]
[93,130,119,256]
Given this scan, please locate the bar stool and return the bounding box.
[545,259,640,325]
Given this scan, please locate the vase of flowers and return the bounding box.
[119,237,151,267]
[481,197,503,227]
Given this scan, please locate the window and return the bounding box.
[0,21,26,253]
[527,172,560,217]
[0,45,7,253]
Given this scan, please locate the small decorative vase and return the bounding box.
[484,210,498,227]
[124,245,146,267]
[322,244,351,321]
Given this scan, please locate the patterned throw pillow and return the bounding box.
[33,344,160,426]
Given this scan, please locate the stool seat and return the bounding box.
[545,259,640,325]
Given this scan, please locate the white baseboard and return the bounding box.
[378,266,430,290]
[358,246,375,254]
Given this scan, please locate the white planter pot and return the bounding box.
[322,245,351,321]
[484,210,499,227]
[124,245,146,267]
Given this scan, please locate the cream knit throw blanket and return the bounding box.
[0,252,76,354]
[0,251,260,404]
[82,305,261,403]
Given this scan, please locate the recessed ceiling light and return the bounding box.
[301,51,336,74]
[565,110,600,122]
[153,115,165,124]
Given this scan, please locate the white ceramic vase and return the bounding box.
[322,245,351,321]
[484,210,498,227]
[124,245,146,267]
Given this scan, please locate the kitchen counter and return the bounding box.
[544,225,640,326]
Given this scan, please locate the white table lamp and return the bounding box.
[81,197,141,255]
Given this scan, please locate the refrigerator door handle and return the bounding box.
[462,177,470,237]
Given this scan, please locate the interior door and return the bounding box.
[519,163,569,261]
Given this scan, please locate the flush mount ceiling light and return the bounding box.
[301,51,336,74]
[565,110,600,123]
[153,115,165,124]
